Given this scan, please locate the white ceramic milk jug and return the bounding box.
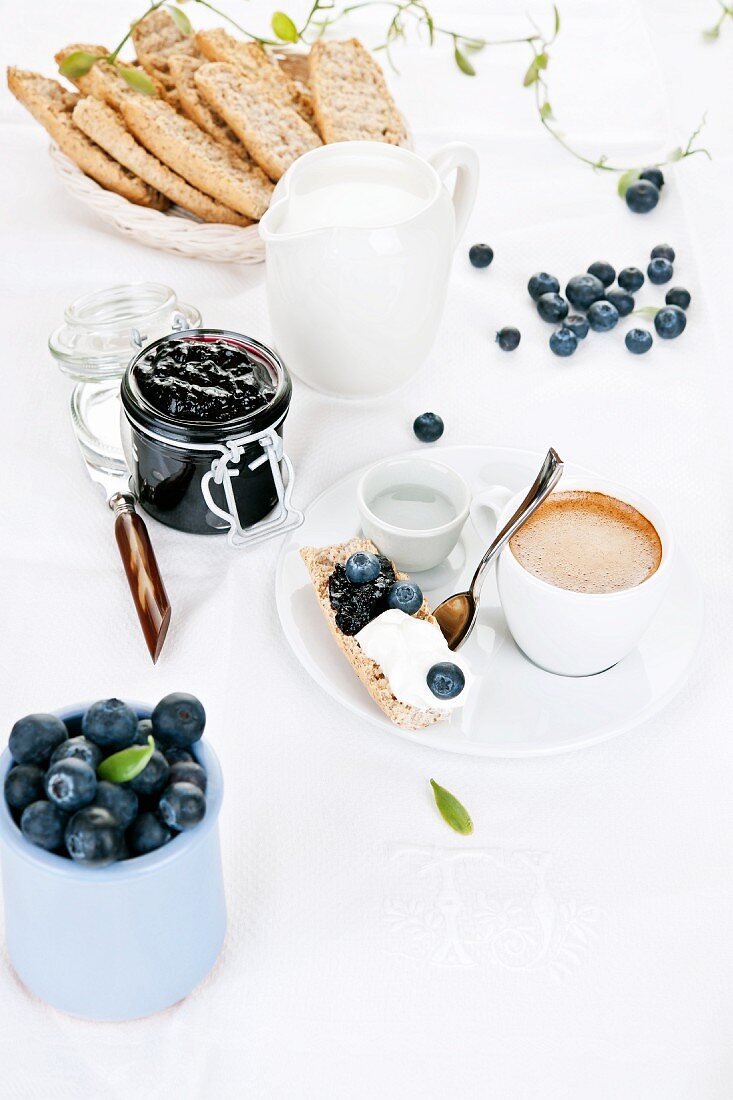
[258,141,479,398]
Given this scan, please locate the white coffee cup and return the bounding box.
[471,476,674,676]
[357,457,470,572]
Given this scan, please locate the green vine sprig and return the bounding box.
[703,1,733,39]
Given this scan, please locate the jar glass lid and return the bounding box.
[49,282,201,383]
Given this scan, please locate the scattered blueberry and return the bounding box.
[164,747,193,765]
[665,287,691,310]
[563,314,589,340]
[469,243,494,268]
[65,807,123,867]
[51,736,103,771]
[587,261,615,287]
[344,551,381,585]
[151,693,206,749]
[9,714,67,766]
[4,765,45,811]
[128,750,170,796]
[587,300,620,332]
[45,758,97,812]
[413,412,444,443]
[92,781,138,829]
[81,699,137,751]
[386,580,423,615]
[536,292,569,323]
[159,782,207,832]
[604,288,635,317]
[654,305,687,339]
[639,167,664,191]
[20,801,67,851]
[625,328,653,355]
[133,718,154,746]
[565,273,605,310]
[651,243,675,262]
[648,257,673,285]
[426,662,466,700]
[618,267,645,293]
[169,761,207,793]
[127,812,171,856]
[527,272,559,300]
[495,326,521,351]
[626,180,660,214]
[549,329,578,357]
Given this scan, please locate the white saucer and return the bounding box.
[276,446,704,757]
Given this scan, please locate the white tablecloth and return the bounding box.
[1,2,732,1096]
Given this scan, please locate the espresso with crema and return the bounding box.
[509,491,662,594]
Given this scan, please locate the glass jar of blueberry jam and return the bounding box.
[120,329,302,544]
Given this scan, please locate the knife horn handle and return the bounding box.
[111,494,171,664]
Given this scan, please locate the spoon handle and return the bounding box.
[468,447,564,601]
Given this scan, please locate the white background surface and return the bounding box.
[1,1,732,1096]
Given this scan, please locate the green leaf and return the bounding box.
[425,12,434,45]
[702,24,720,40]
[633,306,659,319]
[617,167,640,197]
[461,38,486,52]
[454,46,476,76]
[553,5,561,36]
[523,59,539,87]
[430,779,473,835]
[535,52,549,69]
[58,50,99,79]
[271,11,299,42]
[540,101,554,120]
[116,64,157,96]
[98,735,155,783]
[168,5,193,35]
[667,146,684,162]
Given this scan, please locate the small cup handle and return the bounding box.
[470,485,514,545]
[427,142,480,245]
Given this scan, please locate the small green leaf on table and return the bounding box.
[633,306,660,319]
[430,779,473,835]
[272,12,299,43]
[98,735,155,784]
[617,167,640,198]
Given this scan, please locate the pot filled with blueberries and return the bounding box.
[0,693,225,1021]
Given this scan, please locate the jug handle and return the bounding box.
[427,143,480,246]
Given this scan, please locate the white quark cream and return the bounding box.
[355,609,471,711]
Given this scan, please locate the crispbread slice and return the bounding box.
[195,61,321,181]
[308,38,406,145]
[73,97,250,225]
[132,7,199,105]
[168,53,247,160]
[300,537,448,732]
[195,30,315,127]
[7,67,168,209]
[120,94,273,219]
[54,44,107,94]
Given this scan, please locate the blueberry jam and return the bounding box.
[329,556,396,635]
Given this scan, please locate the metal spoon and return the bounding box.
[434,447,564,650]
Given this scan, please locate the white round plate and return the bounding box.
[276,445,704,757]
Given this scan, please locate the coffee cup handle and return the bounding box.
[470,485,514,544]
[427,143,479,245]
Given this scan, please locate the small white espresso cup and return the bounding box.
[357,457,470,572]
[471,476,674,676]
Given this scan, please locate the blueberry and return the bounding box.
[468,243,493,268]
[563,315,589,340]
[151,693,206,749]
[426,662,465,700]
[159,782,207,832]
[625,328,653,354]
[169,761,207,793]
[625,180,659,213]
[565,273,605,310]
[127,811,171,856]
[527,272,559,300]
[495,326,521,351]
[618,267,645,293]
[133,718,154,746]
[344,551,381,585]
[587,261,615,287]
[20,801,67,852]
[9,714,67,766]
[536,292,569,323]
[4,764,45,811]
[128,750,170,796]
[587,300,620,332]
[51,736,103,771]
[45,758,97,812]
[549,329,578,357]
[665,287,691,310]
[654,305,687,339]
[165,747,193,765]
[604,288,635,317]
[413,412,444,443]
[647,257,673,285]
[386,580,423,615]
[640,167,664,191]
[65,806,123,867]
[651,243,675,262]
[92,780,138,829]
[81,699,137,751]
